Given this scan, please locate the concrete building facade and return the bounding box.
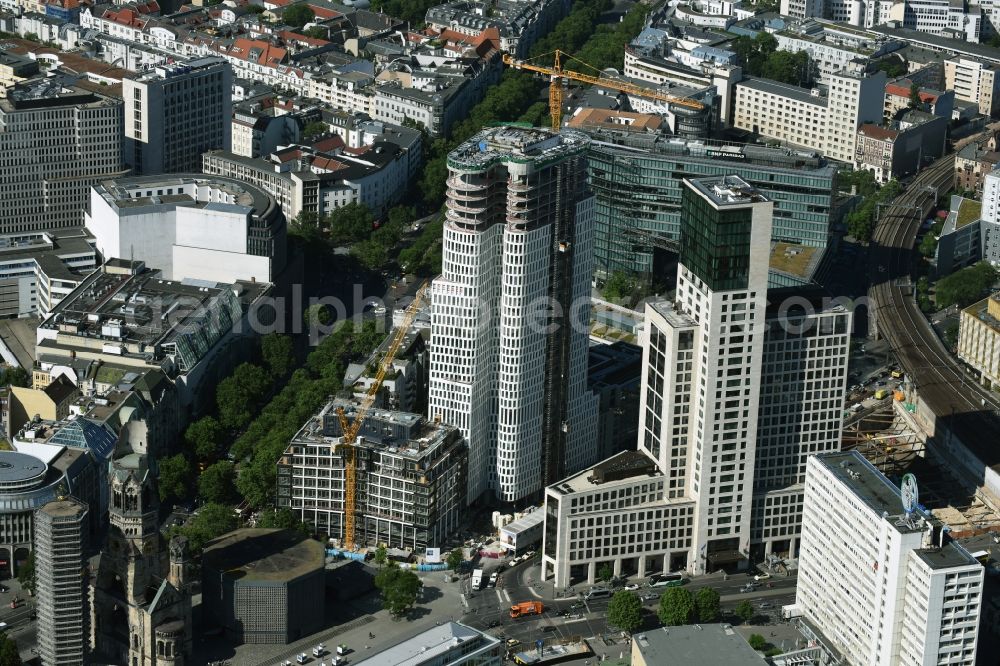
[123,58,232,175]
[85,175,286,284]
[428,126,598,504]
[277,401,467,550]
[0,79,125,234]
[795,452,983,666]
[958,292,1000,388]
[945,56,1000,117]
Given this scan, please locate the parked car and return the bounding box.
[624,583,640,591]
[754,573,771,581]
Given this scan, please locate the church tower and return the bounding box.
[92,452,191,665]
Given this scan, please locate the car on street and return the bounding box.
[488,619,500,628]
[754,573,771,581]
[624,583,639,591]
[541,625,557,633]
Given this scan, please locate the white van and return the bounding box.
[584,587,611,601]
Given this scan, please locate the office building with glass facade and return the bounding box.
[584,132,837,284]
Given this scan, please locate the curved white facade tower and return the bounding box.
[429,126,598,504]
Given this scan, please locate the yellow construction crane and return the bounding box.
[502,50,705,131]
[335,282,429,550]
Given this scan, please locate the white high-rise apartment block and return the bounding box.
[0,78,125,234]
[123,58,232,175]
[541,177,851,587]
[825,66,888,163]
[982,168,1000,224]
[428,126,598,504]
[796,451,983,666]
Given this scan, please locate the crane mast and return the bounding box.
[502,49,705,130]
[336,282,429,550]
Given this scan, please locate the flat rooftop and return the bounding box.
[815,451,923,533]
[956,198,981,229]
[448,125,590,170]
[202,528,326,583]
[354,622,499,666]
[914,541,977,570]
[550,450,663,495]
[633,625,765,665]
[770,242,821,279]
[96,175,272,218]
[740,76,828,107]
[687,174,769,207]
[291,399,456,462]
[37,497,86,519]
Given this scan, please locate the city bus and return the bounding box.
[648,572,687,588]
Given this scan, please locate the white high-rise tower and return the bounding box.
[428,126,598,504]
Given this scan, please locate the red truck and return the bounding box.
[509,601,544,618]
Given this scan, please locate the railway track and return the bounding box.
[867,154,1000,464]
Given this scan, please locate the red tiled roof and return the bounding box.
[311,156,346,171]
[225,38,288,66]
[858,123,899,141]
[306,3,340,19]
[278,29,327,46]
[311,135,345,153]
[885,83,939,104]
[103,7,148,28]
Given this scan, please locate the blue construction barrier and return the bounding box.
[326,549,367,561]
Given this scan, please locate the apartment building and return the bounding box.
[230,95,302,159]
[732,66,887,163]
[945,56,1000,116]
[958,292,1000,388]
[202,136,414,220]
[277,401,467,550]
[795,452,982,666]
[855,111,948,183]
[425,0,570,57]
[774,19,904,85]
[35,498,89,666]
[428,126,598,504]
[0,78,125,234]
[123,57,232,175]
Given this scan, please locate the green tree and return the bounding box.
[15,552,33,596]
[446,548,464,570]
[748,633,767,650]
[695,586,721,623]
[255,508,310,536]
[178,502,237,551]
[283,3,315,27]
[159,453,193,503]
[734,599,755,624]
[262,333,295,379]
[184,416,224,461]
[603,271,636,302]
[607,590,643,634]
[597,563,614,582]
[943,321,960,349]
[350,239,389,270]
[302,120,328,140]
[909,82,922,108]
[216,363,271,430]
[877,57,907,78]
[657,587,696,626]
[0,633,21,666]
[198,461,239,505]
[374,544,388,568]
[304,303,333,328]
[934,261,998,308]
[0,366,29,388]
[374,564,423,617]
[328,203,375,244]
[245,3,264,12]
[919,232,938,257]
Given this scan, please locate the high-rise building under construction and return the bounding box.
[428,126,599,504]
